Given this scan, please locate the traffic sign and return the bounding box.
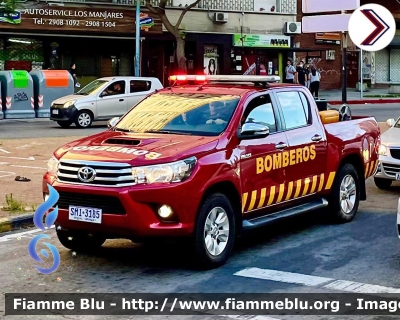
[302,0,360,13]
[302,14,351,33]
[348,4,395,51]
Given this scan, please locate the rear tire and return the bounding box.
[75,111,93,128]
[193,193,236,269]
[57,120,73,128]
[374,177,392,190]
[328,163,360,223]
[57,231,106,252]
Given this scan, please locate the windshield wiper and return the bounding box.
[144,130,191,135]
[75,92,88,95]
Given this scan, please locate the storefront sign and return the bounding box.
[0,5,162,34]
[315,32,341,45]
[233,34,290,48]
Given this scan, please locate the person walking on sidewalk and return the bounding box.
[309,67,321,98]
[285,59,296,83]
[295,61,308,86]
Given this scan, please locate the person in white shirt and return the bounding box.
[309,67,321,98]
[284,59,296,83]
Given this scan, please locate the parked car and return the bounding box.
[49,76,163,128]
[374,117,400,189]
[43,74,380,269]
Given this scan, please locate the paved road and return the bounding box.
[1,177,400,320]
[0,103,397,139]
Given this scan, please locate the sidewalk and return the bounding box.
[320,87,400,105]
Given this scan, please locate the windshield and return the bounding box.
[77,80,108,95]
[114,92,240,136]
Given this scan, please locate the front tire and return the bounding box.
[374,177,392,190]
[328,163,360,223]
[57,120,73,128]
[57,231,106,252]
[75,111,93,128]
[193,193,236,269]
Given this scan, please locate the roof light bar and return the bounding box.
[168,74,281,83]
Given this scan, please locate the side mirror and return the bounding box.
[100,91,108,98]
[386,118,395,127]
[237,123,269,139]
[107,117,120,128]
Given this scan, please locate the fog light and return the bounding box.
[158,205,173,218]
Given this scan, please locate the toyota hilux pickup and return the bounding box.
[43,75,381,269]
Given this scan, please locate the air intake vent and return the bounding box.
[105,138,141,146]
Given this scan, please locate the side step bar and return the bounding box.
[242,198,329,230]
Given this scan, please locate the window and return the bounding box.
[130,80,151,93]
[243,95,277,133]
[299,92,310,123]
[277,91,307,130]
[102,80,125,96]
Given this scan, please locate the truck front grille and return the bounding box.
[57,160,136,187]
[57,191,126,215]
[382,163,400,176]
[390,148,400,160]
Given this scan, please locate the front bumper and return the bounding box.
[374,153,400,181]
[50,106,78,122]
[42,173,202,239]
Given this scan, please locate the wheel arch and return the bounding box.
[337,154,366,200]
[200,180,243,236]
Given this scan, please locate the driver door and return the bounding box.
[239,93,290,220]
[96,80,128,119]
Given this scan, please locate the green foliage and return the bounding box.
[0,0,17,16]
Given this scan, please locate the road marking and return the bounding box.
[0,162,9,165]
[10,165,47,170]
[0,155,35,161]
[0,225,55,242]
[234,268,400,294]
[0,148,10,154]
[0,171,15,178]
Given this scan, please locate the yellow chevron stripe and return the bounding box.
[310,175,318,193]
[302,178,311,196]
[325,172,336,190]
[257,188,266,209]
[368,160,375,177]
[293,179,302,198]
[267,186,276,205]
[242,193,248,212]
[318,174,325,192]
[285,181,294,201]
[365,162,370,178]
[276,183,285,203]
[248,190,257,211]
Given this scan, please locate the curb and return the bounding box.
[328,99,400,105]
[0,213,34,234]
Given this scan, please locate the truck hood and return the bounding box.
[55,131,220,165]
[52,94,87,105]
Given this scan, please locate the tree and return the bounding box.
[0,0,17,16]
[145,0,201,72]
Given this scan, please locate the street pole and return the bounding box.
[360,48,363,99]
[135,0,140,77]
[341,31,347,104]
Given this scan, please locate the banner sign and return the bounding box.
[233,34,290,48]
[315,32,341,45]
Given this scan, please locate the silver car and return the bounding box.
[50,76,163,128]
[375,118,400,189]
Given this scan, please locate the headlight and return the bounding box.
[63,100,76,108]
[47,156,59,175]
[378,145,387,156]
[131,157,197,184]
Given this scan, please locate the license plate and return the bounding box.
[396,173,400,181]
[69,206,102,224]
[52,109,59,114]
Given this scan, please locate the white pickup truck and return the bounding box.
[50,76,163,128]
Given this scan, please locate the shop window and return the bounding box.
[130,80,151,93]
[3,38,44,71]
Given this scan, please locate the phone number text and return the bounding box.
[32,18,116,27]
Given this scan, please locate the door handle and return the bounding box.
[275,143,288,150]
[311,134,322,142]
[119,99,124,102]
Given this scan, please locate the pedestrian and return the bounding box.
[305,64,311,89]
[68,63,80,88]
[309,67,321,99]
[284,59,296,83]
[295,61,308,86]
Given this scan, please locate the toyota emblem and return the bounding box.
[77,167,96,182]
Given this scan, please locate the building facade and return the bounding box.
[0,0,297,86]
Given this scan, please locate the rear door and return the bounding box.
[238,92,291,219]
[126,80,153,111]
[274,89,328,202]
